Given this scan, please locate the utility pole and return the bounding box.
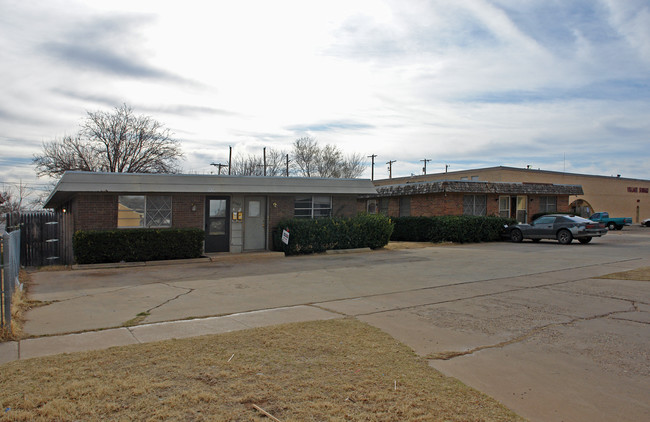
[228,146,232,175]
[421,158,431,175]
[263,147,267,176]
[286,154,290,177]
[445,164,450,173]
[210,162,228,175]
[386,160,396,179]
[367,154,377,180]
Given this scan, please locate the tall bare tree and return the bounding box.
[291,137,365,178]
[230,152,263,176]
[33,104,183,177]
[340,152,365,178]
[229,148,288,176]
[292,137,320,177]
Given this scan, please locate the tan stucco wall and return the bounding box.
[375,167,650,223]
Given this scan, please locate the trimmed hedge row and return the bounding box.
[391,215,517,244]
[273,214,394,255]
[73,228,205,264]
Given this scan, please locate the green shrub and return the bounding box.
[73,228,205,264]
[391,215,515,244]
[273,214,394,255]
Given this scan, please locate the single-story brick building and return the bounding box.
[43,172,377,253]
[360,180,584,223]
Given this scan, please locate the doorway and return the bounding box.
[205,196,230,253]
[244,196,266,251]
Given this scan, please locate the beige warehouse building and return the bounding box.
[374,166,650,223]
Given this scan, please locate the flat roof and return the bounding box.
[374,165,650,185]
[361,180,584,198]
[43,172,378,209]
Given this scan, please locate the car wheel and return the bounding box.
[557,229,573,245]
[510,229,523,243]
[607,222,616,230]
[578,237,592,244]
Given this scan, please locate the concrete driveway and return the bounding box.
[23,227,650,422]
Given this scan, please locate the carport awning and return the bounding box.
[44,171,378,209]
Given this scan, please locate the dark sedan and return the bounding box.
[505,214,607,244]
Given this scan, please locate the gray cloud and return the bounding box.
[286,120,374,133]
[37,13,196,85]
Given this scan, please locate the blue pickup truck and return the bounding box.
[589,212,633,230]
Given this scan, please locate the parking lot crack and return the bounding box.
[146,283,194,313]
[427,306,639,361]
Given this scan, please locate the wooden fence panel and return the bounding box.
[4,211,73,267]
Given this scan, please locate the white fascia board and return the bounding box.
[44,172,377,208]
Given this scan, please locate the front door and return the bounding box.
[516,195,528,223]
[244,196,266,251]
[205,196,230,253]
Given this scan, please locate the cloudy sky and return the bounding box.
[1,0,649,197]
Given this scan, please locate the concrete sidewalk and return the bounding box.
[0,305,341,363]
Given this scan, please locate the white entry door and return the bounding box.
[244,197,266,250]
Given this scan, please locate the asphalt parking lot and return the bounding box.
[18,226,650,421]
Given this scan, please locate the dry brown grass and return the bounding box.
[0,270,32,341]
[383,241,454,250]
[0,319,524,421]
[597,266,650,281]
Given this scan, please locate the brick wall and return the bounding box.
[72,193,205,231]
[73,194,117,230]
[172,194,204,228]
[332,195,358,217]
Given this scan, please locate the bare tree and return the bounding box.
[317,144,343,178]
[291,137,366,178]
[230,153,263,176]
[340,152,365,178]
[292,137,320,177]
[33,104,183,177]
[229,148,287,176]
[1,181,39,214]
[266,148,288,176]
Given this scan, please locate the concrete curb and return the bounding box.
[1,305,342,363]
[70,252,286,270]
[325,247,372,255]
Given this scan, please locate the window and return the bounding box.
[366,199,377,214]
[539,196,557,213]
[118,195,172,228]
[399,196,411,217]
[471,175,479,181]
[294,196,332,218]
[499,196,510,218]
[533,215,556,225]
[379,198,389,216]
[463,195,487,216]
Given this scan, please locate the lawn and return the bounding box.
[0,319,523,421]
